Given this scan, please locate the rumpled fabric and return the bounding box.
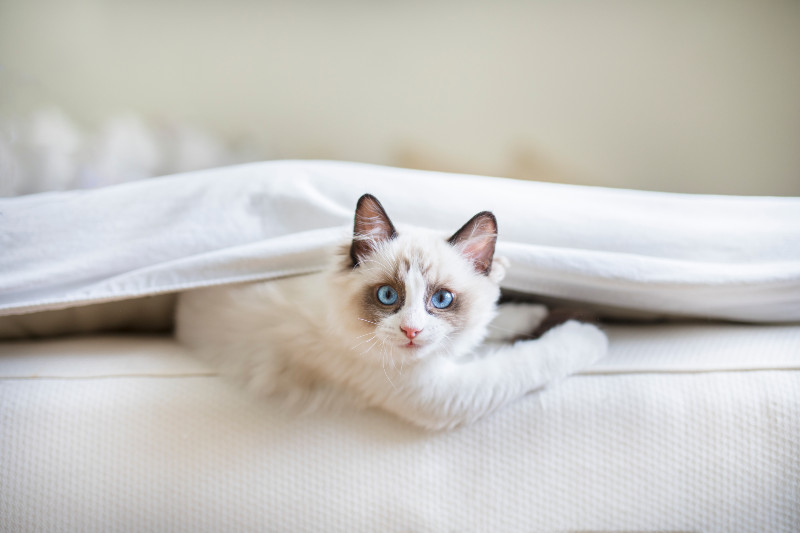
[2,160,798,321]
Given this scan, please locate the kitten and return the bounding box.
[175,194,607,430]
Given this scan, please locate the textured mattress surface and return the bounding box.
[2,323,799,532]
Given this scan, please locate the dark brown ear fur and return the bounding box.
[448,211,497,275]
[349,194,398,267]
[528,308,599,340]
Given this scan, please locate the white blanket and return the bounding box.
[2,160,799,321]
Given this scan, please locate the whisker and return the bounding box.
[382,354,397,390]
[361,337,381,357]
[378,336,397,371]
[361,345,376,357]
[358,317,379,326]
[394,340,404,375]
[350,335,376,350]
[378,338,396,375]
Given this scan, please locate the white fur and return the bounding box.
[175,225,608,430]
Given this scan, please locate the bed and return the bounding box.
[1,161,798,532]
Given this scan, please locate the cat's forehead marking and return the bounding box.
[403,266,427,304]
[397,256,431,280]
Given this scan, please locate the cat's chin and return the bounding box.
[398,341,424,351]
[391,340,439,361]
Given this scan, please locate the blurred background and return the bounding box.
[1,0,798,196]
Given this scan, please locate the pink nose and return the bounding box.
[400,326,422,339]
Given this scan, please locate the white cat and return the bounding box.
[175,194,607,430]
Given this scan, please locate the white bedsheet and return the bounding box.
[2,323,798,532]
[2,160,799,321]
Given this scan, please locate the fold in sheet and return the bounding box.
[1,160,798,321]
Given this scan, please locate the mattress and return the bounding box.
[2,322,798,532]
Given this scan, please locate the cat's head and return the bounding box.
[331,194,505,362]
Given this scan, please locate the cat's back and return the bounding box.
[175,273,326,352]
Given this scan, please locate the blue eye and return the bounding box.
[431,289,454,309]
[376,285,398,305]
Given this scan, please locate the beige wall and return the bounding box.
[1,0,798,195]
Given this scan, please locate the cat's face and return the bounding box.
[332,194,504,362]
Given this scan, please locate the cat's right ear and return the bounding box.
[448,211,497,275]
[349,194,398,267]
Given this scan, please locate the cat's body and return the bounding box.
[176,194,607,430]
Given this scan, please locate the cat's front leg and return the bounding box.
[382,320,607,430]
[484,302,549,342]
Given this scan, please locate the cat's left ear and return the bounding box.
[448,211,497,275]
[350,194,398,267]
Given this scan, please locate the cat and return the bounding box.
[175,194,608,430]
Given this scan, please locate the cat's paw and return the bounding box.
[537,320,608,378]
[485,302,549,342]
